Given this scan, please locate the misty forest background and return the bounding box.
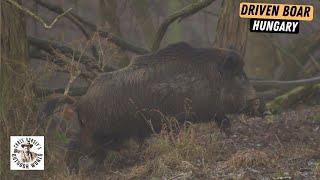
[1,0,320,179]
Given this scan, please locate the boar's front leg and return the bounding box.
[65,134,81,173]
[65,130,109,173]
[214,113,232,135]
[85,147,107,173]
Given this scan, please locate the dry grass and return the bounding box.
[0,32,130,179]
[0,52,81,179]
[1,58,320,179]
[142,124,208,178]
[314,161,320,178]
[226,149,270,169]
[0,61,39,178]
[2,97,320,179]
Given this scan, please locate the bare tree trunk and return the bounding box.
[98,0,129,71]
[130,0,156,48]
[213,0,248,58]
[0,1,29,178]
[1,0,28,69]
[99,0,120,34]
[72,0,79,14]
[33,1,39,36]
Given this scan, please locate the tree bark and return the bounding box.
[32,0,149,55]
[213,0,248,58]
[151,0,215,51]
[1,0,28,69]
[130,0,156,48]
[98,0,129,71]
[0,1,29,178]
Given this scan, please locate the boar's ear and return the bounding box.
[222,52,244,73]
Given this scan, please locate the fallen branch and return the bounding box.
[31,0,100,59]
[151,0,216,51]
[97,31,149,54]
[250,76,320,89]
[28,37,90,60]
[28,36,101,74]
[32,0,149,54]
[6,0,72,29]
[8,0,99,58]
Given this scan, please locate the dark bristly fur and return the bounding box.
[38,42,266,172]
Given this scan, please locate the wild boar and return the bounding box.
[39,42,267,172]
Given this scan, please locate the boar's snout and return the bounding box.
[230,68,271,117]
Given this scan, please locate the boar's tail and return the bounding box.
[37,94,76,128]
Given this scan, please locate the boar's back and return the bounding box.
[131,42,243,71]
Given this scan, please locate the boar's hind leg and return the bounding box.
[214,114,232,135]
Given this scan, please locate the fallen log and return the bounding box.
[250,76,320,89]
[267,84,320,113]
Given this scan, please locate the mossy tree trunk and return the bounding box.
[267,84,320,113]
[213,0,248,58]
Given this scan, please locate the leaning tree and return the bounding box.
[3,0,320,108]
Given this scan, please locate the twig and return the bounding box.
[63,33,95,95]
[6,0,72,29]
[32,0,149,54]
[262,34,303,69]
[309,54,320,71]
[31,0,100,59]
[64,69,80,96]
[28,36,101,79]
[29,37,96,66]
[151,0,216,51]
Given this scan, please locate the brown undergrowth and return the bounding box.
[37,106,320,180]
[1,66,320,180]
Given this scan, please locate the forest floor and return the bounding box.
[6,105,320,180]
